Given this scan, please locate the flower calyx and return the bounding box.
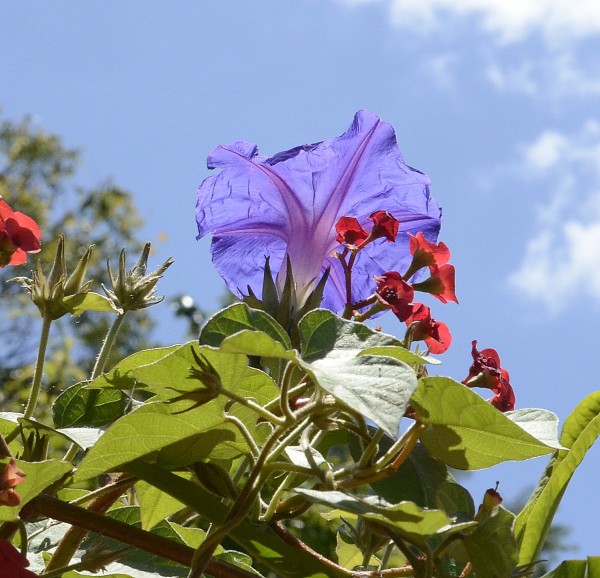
[244,255,330,333]
[103,242,174,312]
[12,235,98,320]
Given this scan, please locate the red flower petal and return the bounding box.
[409,231,451,267]
[369,210,399,242]
[335,216,369,246]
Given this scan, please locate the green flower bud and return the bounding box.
[12,235,96,320]
[102,242,173,312]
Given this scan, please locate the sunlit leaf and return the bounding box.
[74,400,227,482]
[53,382,129,428]
[412,377,556,469]
[515,391,600,565]
[62,291,122,315]
[200,302,291,349]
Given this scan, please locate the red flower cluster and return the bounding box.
[0,199,42,267]
[462,340,515,412]
[0,459,25,507]
[0,540,38,578]
[334,212,456,354]
[335,210,399,248]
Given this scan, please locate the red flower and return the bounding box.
[0,199,42,267]
[409,231,450,267]
[406,303,452,354]
[0,539,38,577]
[412,264,458,304]
[369,210,399,242]
[0,459,26,507]
[463,340,515,412]
[374,271,414,322]
[335,216,369,247]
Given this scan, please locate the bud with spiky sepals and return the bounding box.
[243,255,330,337]
[11,235,101,320]
[102,242,173,312]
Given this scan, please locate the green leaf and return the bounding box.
[156,428,238,468]
[220,329,297,360]
[88,344,183,390]
[515,391,600,565]
[506,408,565,450]
[62,570,137,578]
[539,560,586,578]
[360,345,441,365]
[0,459,72,521]
[436,481,475,522]
[136,479,187,530]
[411,377,556,469]
[335,533,378,570]
[127,461,348,578]
[130,343,250,400]
[200,302,291,349]
[74,399,227,482]
[19,418,103,450]
[298,309,401,362]
[306,354,416,438]
[53,381,129,428]
[370,442,452,508]
[462,506,517,578]
[62,291,122,315]
[297,489,456,552]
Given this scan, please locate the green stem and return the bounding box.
[23,315,52,421]
[91,311,127,379]
[279,361,296,421]
[221,386,285,425]
[375,422,424,470]
[188,404,324,578]
[358,428,384,469]
[62,443,79,463]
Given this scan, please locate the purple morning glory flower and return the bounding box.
[196,110,441,313]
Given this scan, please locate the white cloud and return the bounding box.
[338,0,600,44]
[334,0,600,97]
[508,121,600,310]
[485,53,600,98]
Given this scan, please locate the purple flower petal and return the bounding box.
[196,110,442,312]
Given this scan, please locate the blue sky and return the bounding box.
[3,0,600,563]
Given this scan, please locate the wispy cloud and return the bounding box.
[508,121,600,311]
[337,0,600,43]
[333,0,600,97]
